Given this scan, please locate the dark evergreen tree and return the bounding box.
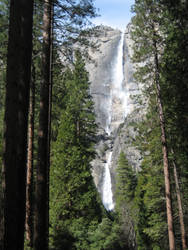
[89,217,126,250]
[159,2,188,248]
[33,1,98,248]
[25,2,44,245]
[34,1,53,249]
[25,63,36,248]
[49,51,102,249]
[131,1,179,249]
[116,152,137,203]
[0,109,4,248]
[0,0,8,66]
[133,105,168,249]
[115,151,137,249]
[2,0,34,249]
[0,1,9,246]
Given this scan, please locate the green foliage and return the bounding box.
[49,51,102,249]
[132,105,168,249]
[116,152,137,203]
[89,217,127,250]
[0,0,8,159]
[159,3,188,242]
[0,0,8,64]
[115,152,137,249]
[0,1,99,248]
[131,0,188,248]
[52,0,98,60]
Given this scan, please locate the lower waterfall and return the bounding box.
[102,151,114,210]
[101,32,128,210]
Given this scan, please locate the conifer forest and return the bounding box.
[0,0,188,249]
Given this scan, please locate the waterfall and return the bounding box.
[111,32,129,128]
[102,151,114,210]
[113,33,124,92]
[102,32,127,211]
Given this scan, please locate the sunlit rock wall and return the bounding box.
[86,26,121,195]
[87,26,121,130]
[86,25,146,201]
[110,24,146,192]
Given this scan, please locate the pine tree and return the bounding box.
[0,1,9,246]
[0,109,4,248]
[132,104,168,249]
[0,0,8,66]
[33,1,98,248]
[115,152,137,249]
[131,1,176,248]
[25,2,44,245]
[25,63,36,248]
[49,51,102,249]
[2,0,34,249]
[34,0,53,249]
[116,152,137,203]
[89,217,126,250]
[172,155,187,250]
[158,2,188,248]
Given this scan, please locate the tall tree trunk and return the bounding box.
[34,0,52,249]
[46,4,54,242]
[171,150,187,250]
[25,63,36,247]
[153,38,175,250]
[2,0,34,249]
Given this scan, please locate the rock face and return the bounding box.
[87,27,121,131]
[86,25,146,205]
[110,24,147,194]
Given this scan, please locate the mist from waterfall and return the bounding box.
[102,32,128,211]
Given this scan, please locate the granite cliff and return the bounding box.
[85,25,146,208]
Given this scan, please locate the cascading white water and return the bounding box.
[102,151,114,210]
[111,33,130,128]
[104,33,130,135]
[102,32,129,211]
[112,33,124,92]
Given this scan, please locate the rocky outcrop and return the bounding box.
[85,25,146,202]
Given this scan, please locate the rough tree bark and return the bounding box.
[25,63,36,247]
[153,37,175,250]
[2,0,34,249]
[171,150,187,250]
[46,4,54,242]
[34,0,52,249]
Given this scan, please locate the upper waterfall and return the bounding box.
[105,32,129,135]
[111,33,126,132]
[113,33,124,92]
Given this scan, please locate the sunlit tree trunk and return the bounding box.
[153,37,175,250]
[25,63,36,247]
[2,0,34,249]
[46,4,54,242]
[171,150,187,250]
[34,0,52,249]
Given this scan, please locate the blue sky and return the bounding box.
[93,0,135,31]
